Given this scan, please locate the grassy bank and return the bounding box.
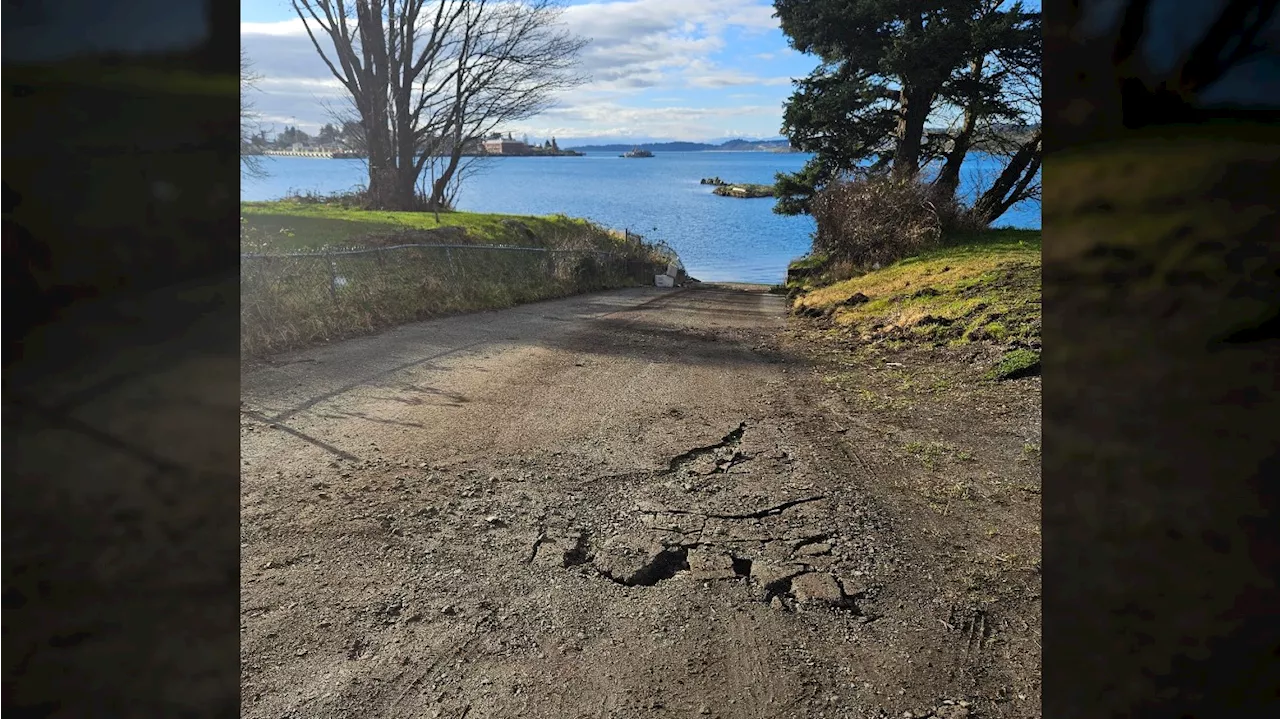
[789,228,1041,354]
[242,201,670,357]
[241,200,620,252]
[782,228,1042,624]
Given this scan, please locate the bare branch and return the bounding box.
[241,49,267,179]
[293,0,587,210]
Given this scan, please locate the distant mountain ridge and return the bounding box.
[565,138,796,153]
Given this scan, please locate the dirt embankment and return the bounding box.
[240,206,672,358]
[240,281,1040,719]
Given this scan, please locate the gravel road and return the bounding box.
[240,284,1026,719]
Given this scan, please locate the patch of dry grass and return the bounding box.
[792,229,1041,348]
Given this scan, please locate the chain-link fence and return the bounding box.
[241,238,678,356]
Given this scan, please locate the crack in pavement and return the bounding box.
[638,495,827,521]
[666,422,747,473]
[526,531,548,565]
[595,546,691,587]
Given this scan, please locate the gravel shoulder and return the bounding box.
[240,283,1041,719]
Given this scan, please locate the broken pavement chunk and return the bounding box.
[790,572,853,608]
[751,560,807,592]
[686,548,738,581]
[533,532,592,568]
[594,536,688,586]
[795,542,832,556]
[640,511,706,537]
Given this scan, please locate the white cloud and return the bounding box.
[256,77,346,95]
[241,19,309,37]
[684,68,793,89]
[517,100,783,140]
[241,0,793,138]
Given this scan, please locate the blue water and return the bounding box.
[242,152,1040,284]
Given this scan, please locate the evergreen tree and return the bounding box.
[772,0,1040,219]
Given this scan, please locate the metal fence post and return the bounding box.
[327,257,338,301]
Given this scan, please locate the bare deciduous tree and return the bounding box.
[241,49,267,179]
[423,0,587,209]
[292,0,586,211]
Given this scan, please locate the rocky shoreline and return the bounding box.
[699,177,775,198]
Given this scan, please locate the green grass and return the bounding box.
[791,229,1042,348]
[789,253,829,272]
[242,201,619,252]
[987,348,1042,381]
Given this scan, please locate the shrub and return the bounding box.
[810,174,978,269]
[281,187,454,213]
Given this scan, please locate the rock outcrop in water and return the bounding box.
[711,183,775,199]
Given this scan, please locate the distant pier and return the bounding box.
[260,150,363,159]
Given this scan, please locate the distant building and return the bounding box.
[483,138,530,155]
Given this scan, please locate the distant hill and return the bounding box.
[566,138,796,153]
[714,138,796,152]
[565,141,714,152]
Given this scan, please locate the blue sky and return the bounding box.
[9,1,1270,143]
[241,0,1280,144]
[242,0,817,143]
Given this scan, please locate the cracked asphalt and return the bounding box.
[240,284,1029,719]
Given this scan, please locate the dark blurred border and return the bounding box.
[1044,1,1280,716]
[2,2,241,717]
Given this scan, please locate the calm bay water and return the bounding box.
[242,151,1040,284]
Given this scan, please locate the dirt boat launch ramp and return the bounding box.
[241,284,1037,719]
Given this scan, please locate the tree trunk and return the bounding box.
[364,120,402,209]
[429,146,465,210]
[972,130,1042,225]
[428,102,468,210]
[894,84,934,178]
[362,98,419,211]
[934,58,983,196]
[933,125,973,197]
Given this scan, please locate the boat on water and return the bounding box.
[620,147,654,158]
